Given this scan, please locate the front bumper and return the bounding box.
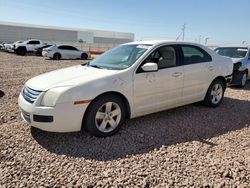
[230,70,246,85]
[18,93,88,132]
[42,51,49,57]
[225,74,233,84]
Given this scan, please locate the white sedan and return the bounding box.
[42,45,91,60]
[18,41,233,137]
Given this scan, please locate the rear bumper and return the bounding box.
[18,93,88,132]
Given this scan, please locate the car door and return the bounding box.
[179,45,213,104]
[154,45,184,109]
[26,40,40,52]
[68,46,80,59]
[133,45,184,116]
[58,45,71,59]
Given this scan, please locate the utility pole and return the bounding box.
[176,24,186,41]
[198,35,202,44]
[182,24,186,41]
[205,37,209,45]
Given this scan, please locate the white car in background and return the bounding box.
[18,41,233,137]
[14,39,44,56]
[42,45,91,60]
[215,46,250,87]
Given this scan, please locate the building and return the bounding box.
[0,21,134,52]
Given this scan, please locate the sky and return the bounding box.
[0,0,249,45]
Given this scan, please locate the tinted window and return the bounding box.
[58,45,68,50]
[181,45,212,64]
[138,46,177,72]
[58,45,77,50]
[27,41,40,44]
[68,46,77,50]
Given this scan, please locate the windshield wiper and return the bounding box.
[89,64,103,69]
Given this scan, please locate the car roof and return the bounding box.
[124,40,206,47]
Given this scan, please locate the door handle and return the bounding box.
[172,72,182,77]
[208,66,214,71]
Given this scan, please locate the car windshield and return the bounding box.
[89,44,151,70]
[215,47,248,58]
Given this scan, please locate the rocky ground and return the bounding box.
[0,51,249,187]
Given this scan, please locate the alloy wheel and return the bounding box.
[95,102,121,133]
[211,83,223,105]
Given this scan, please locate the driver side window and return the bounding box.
[146,46,176,69]
[137,46,177,73]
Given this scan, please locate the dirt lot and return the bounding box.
[0,51,250,187]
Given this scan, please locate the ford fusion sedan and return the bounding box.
[42,45,91,60]
[18,41,233,137]
[215,46,250,87]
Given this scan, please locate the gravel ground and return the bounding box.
[0,51,250,187]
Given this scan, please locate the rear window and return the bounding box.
[181,45,212,64]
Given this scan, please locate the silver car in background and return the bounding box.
[215,46,250,87]
[42,45,91,60]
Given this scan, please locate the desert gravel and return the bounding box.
[0,51,250,187]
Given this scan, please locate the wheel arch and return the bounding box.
[53,52,61,59]
[213,76,227,89]
[81,91,131,130]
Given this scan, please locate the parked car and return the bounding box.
[0,43,3,50]
[18,41,233,137]
[42,45,90,60]
[14,39,44,56]
[35,44,52,56]
[2,43,14,52]
[215,46,250,87]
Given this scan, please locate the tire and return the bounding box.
[203,79,225,107]
[17,47,26,56]
[81,53,88,60]
[83,94,126,137]
[239,71,247,88]
[53,53,61,60]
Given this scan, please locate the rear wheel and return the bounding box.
[204,79,225,107]
[84,94,126,137]
[81,53,88,60]
[53,53,61,60]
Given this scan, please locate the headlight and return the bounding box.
[40,87,71,107]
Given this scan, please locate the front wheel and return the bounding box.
[84,95,126,137]
[204,79,225,107]
[239,71,247,88]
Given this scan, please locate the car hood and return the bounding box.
[231,58,245,64]
[25,65,118,91]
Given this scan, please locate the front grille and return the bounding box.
[22,86,42,104]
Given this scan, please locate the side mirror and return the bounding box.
[141,62,158,72]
